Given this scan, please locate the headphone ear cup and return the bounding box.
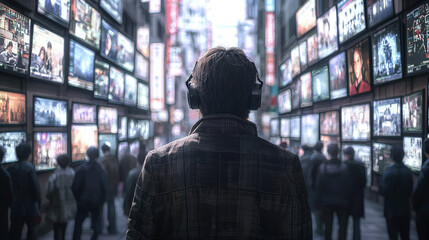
[187,84,201,109]
[248,82,262,110]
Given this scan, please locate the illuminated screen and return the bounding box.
[138,120,150,140]
[301,114,319,146]
[403,137,422,172]
[128,118,138,139]
[136,26,149,57]
[347,38,371,96]
[71,124,98,161]
[291,46,300,78]
[34,97,67,127]
[317,6,338,59]
[0,3,30,74]
[124,74,137,106]
[292,79,301,109]
[38,0,70,24]
[299,41,308,71]
[280,58,292,87]
[69,0,101,49]
[402,91,423,133]
[307,33,318,65]
[30,24,64,83]
[34,132,67,171]
[270,118,280,137]
[108,66,124,104]
[278,89,291,114]
[98,106,118,134]
[137,82,149,110]
[290,116,301,138]
[321,136,340,157]
[68,40,95,91]
[0,132,26,163]
[296,0,316,38]
[118,116,127,140]
[118,141,128,159]
[337,0,366,43]
[367,0,394,28]
[372,22,402,85]
[329,52,347,99]
[373,98,401,137]
[280,118,290,138]
[130,140,139,158]
[300,72,312,107]
[289,140,300,154]
[342,144,371,186]
[406,3,429,74]
[94,59,109,99]
[72,103,96,124]
[320,111,339,135]
[99,134,117,155]
[135,53,148,81]
[100,0,123,23]
[312,65,330,102]
[372,142,394,174]
[0,90,25,125]
[341,104,371,141]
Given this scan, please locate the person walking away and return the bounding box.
[118,152,137,186]
[45,154,76,240]
[72,147,108,240]
[412,139,429,240]
[123,146,147,216]
[300,144,313,180]
[98,144,119,234]
[344,147,367,240]
[315,143,351,240]
[126,47,312,239]
[379,146,413,240]
[8,143,40,240]
[0,145,13,240]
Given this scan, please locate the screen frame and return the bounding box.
[366,0,395,29]
[93,58,110,100]
[71,102,97,124]
[37,0,71,27]
[71,124,98,162]
[340,102,372,142]
[269,117,280,137]
[33,95,68,127]
[402,90,425,134]
[341,142,373,187]
[347,37,372,97]
[372,96,402,138]
[320,110,341,136]
[403,136,423,173]
[0,88,27,126]
[372,141,398,175]
[301,113,320,146]
[69,0,102,49]
[97,106,118,134]
[311,65,330,103]
[108,65,125,105]
[68,39,96,91]
[337,0,367,44]
[329,51,349,100]
[137,81,150,110]
[100,0,123,24]
[0,131,27,164]
[33,131,68,172]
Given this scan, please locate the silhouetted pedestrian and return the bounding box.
[119,152,137,184]
[300,144,313,180]
[0,145,13,240]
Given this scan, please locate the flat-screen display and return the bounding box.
[300,72,312,107]
[72,103,96,124]
[118,116,127,140]
[329,52,347,99]
[71,124,98,161]
[289,140,301,154]
[0,132,25,163]
[34,132,67,170]
[403,136,422,172]
[69,0,101,49]
[128,118,138,139]
[0,3,31,74]
[299,41,308,71]
[280,58,292,87]
[99,133,117,155]
[135,53,148,81]
[367,0,394,28]
[373,98,401,136]
[0,90,25,125]
[34,97,67,127]
[372,22,402,85]
[406,3,429,75]
[270,118,280,137]
[30,24,64,83]
[291,79,301,109]
[372,142,394,174]
[68,40,95,90]
[278,89,291,114]
[320,111,339,135]
[337,0,366,43]
[402,91,423,133]
[108,66,124,104]
[38,0,70,24]
[317,6,338,59]
[100,0,123,23]
[129,140,139,158]
[124,74,137,106]
[101,20,134,72]
[341,104,371,141]
[118,141,128,159]
[312,65,330,102]
[137,82,149,110]
[280,118,290,138]
[296,0,316,38]
[347,38,371,96]
[94,59,109,99]
[98,106,117,134]
[307,33,318,65]
[301,114,319,146]
[138,120,150,140]
[290,116,301,138]
[321,135,340,157]
[291,46,300,78]
[136,26,149,58]
[342,144,371,186]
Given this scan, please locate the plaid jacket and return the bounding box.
[127,115,312,239]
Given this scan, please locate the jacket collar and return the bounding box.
[189,114,258,136]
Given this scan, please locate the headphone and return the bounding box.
[186,62,264,110]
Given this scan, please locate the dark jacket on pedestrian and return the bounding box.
[412,159,429,214]
[72,159,108,209]
[300,150,312,184]
[123,166,142,216]
[119,153,137,183]
[379,163,413,217]
[0,164,13,237]
[307,151,326,210]
[99,153,120,189]
[315,158,352,208]
[127,115,312,239]
[345,158,367,218]
[8,161,41,218]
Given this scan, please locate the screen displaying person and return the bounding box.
[349,46,370,95]
[0,42,17,65]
